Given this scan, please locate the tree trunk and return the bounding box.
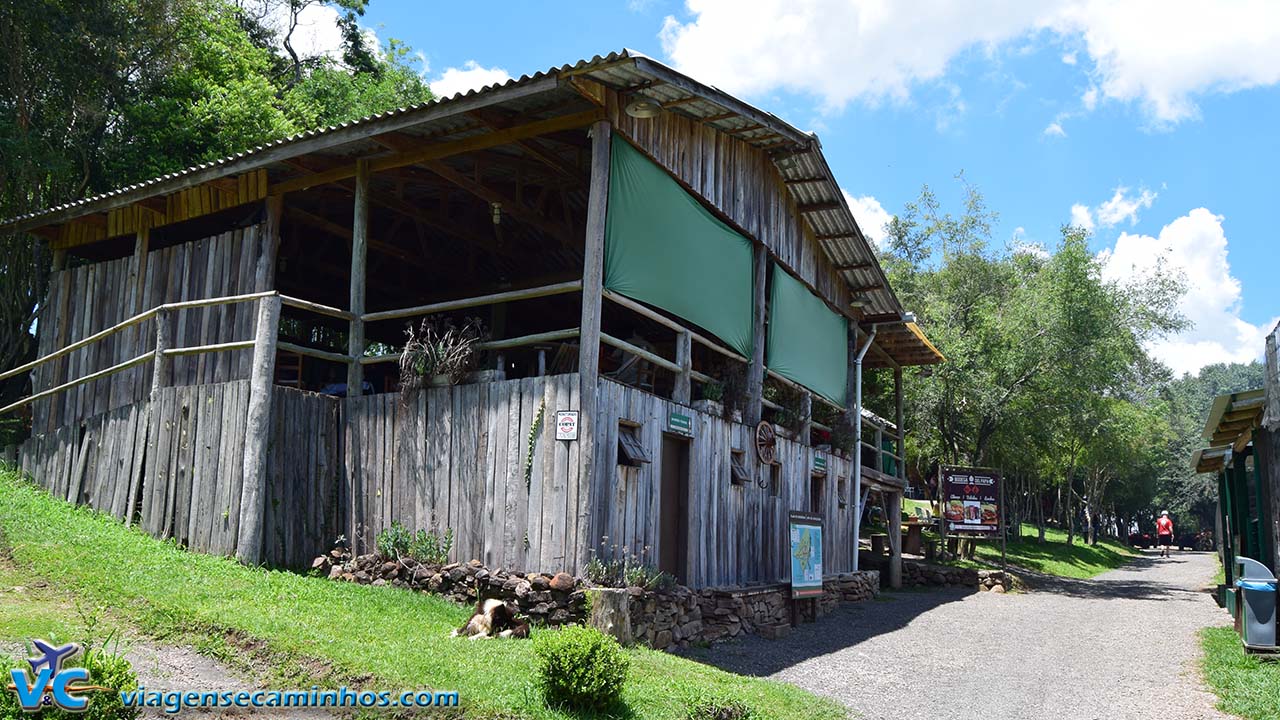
[1037,479,1046,543]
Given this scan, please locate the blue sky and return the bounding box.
[293,0,1278,376]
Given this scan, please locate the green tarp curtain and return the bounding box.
[767,266,848,406]
[603,136,755,357]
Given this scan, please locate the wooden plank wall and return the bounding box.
[18,402,149,523]
[605,90,850,312]
[263,386,343,568]
[341,374,588,574]
[33,225,263,433]
[592,378,857,588]
[138,381,251,557]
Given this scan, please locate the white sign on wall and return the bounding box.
[555,411,579,441]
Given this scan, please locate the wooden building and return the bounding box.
[3,51,943,590]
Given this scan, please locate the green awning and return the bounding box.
[604,136,755,357]
[767,266,848,406]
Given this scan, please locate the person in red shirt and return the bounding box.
[1156,511,1175,557]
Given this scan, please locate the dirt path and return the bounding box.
[690,550,1231,720]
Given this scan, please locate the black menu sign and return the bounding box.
[941,467,1001,536]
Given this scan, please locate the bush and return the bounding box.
[684,695,756,720]
[377,522,453,565]
[408,527,453,566]
[586,541,677,591]
[0,649,140,720]
[376,521,413,560]
[533,625,628,712]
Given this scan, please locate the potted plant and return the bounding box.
[398,317,487,396]
[692,381,725,417]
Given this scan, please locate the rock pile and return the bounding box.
[313,549,587,626]
[976,569,1010,592]
[627,586,703,651]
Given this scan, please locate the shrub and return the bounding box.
[586,543,676,591]
[533,625,628,712]
[408,527,453,566]
[375,521,413,560]
[684,695,756,720]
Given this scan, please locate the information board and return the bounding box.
[941,466,1002,536]
[788,512,824,598]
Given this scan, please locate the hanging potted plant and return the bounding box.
[399,317,487,397]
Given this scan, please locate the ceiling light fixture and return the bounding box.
[624,98,662,119]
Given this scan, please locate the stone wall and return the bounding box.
[316,551,588,626]
[316,549,882,651]
[901,560,1010,592]
[628,571,879,649]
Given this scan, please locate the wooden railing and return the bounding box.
[0,291,277,416]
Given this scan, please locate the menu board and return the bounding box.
[941,467,1001,536]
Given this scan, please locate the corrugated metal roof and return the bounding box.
[5,49,942,366]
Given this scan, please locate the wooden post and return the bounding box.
[888,490,903,589]
[745,244,768,425]
[894,366,905,482]
[51,248,67,273]
[875,423,884,475]
[150,310,172,396]
[348,160,369,395]
[254,196,283,292]
[580,119,611,572]
[129,228,151,314]
[235,294,282,565]
[799,392,812,446]
[674,330,692,404]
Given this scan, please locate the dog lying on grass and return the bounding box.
[451,598,530,640]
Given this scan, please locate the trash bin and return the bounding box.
[1235,557,1277,650]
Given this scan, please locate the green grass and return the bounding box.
[949,524,1138,580]
[0,471,845,720]
[1201,626,1280,719]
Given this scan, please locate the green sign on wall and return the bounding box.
[668,412,693,436]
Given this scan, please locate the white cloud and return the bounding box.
[1043,121,1067,137]
[843,191,892,248]
[1061,51,1077,65]
[1099,208,1277,376]
[1069,186,1156,232]
[430,61,514,98]
[1095,186,1157,227]
[658,0,1280,124]
[1070,203,1095,232]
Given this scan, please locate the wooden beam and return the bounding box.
[836,262,874,272]
[255,195,282,291]
[746,244,768,425]
[418,159,575,244]
[580,119,611,572]
[362,280,583,323]
[797,201,843,214]
[675,330,692,405]
[270,109,604,196]
[348,159,369,393]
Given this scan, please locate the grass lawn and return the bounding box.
[1201,626,1280,719]
[948,524,1138,580]
[0,470,845,719]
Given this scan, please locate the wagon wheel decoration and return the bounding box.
[754,420,778,467]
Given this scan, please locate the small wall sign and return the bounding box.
[555,411,579,441]
[813,453,828,474]
[667,411,693,436]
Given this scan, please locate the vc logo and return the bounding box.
[7,639,104,713]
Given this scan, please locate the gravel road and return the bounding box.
[691,550,1232,720]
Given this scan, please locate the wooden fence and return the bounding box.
[341,374,586,574]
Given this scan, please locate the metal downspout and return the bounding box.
[852,324,878,571]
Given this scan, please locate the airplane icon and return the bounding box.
[27,640,82,676]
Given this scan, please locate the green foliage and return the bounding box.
[700,380,725,402]
[586,542,677,591]
[526,401,545,490]
[376,521,452,565]
[375,520,413,560]
[533,625,629,712]
[408,527,453,566]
